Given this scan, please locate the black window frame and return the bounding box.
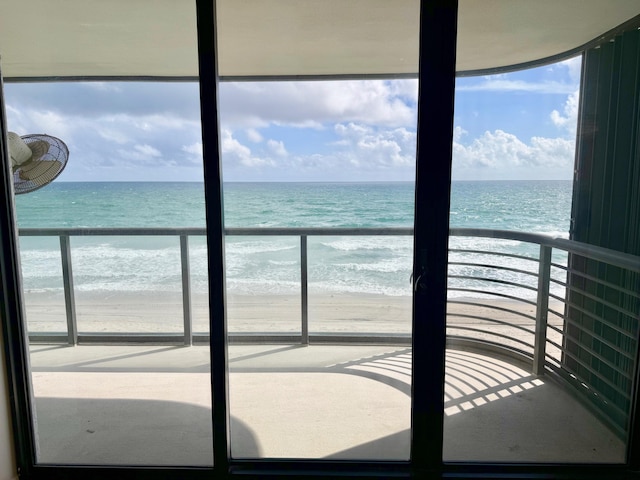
[1,1,640,479]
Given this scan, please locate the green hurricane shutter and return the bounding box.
[568,28,640,437]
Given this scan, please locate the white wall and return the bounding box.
[0,317,17,480]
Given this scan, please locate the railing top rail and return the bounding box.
[449,228,640,273]
[18,226,414,237]
[449,227,557,244]
[543,237,640,272]
[225,227,414,236]
[19,226,542,238]
[18,226,640,273]
[19,227,208,236]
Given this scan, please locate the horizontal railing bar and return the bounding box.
[550,313,634,355]
[446,337,534,366]
[567,284,640,320]
[548,292,567,304]
[545,357,563,372]
[448,275,538,292]
[228,335,304,345]
[552,332,635,382]
[559,348,633,403]
[564,300,638,340]
[447,288,538,306]
[560,318,637,360]
[547,307,565,321]
[544,362,630,428]
[544,337,563,352]
[305,334,411,345]
[549,277,568,288]
[452,229,640,273]
[558,374,630,421]
[448,300,536,322]
[547,334,634,384]
[28,333,69,343]
[551,262,569,272]
[546,321,564,338]
[448,228,564,245]
[447,314,535,337]
[19,226,414,237]
[448,261,539,278]
[449,248,538,263]
[72,334,191,345]
[446,325,533,350]
[28,332,413,346]
[20,227,208,236]
[226,227,414,236]
[561,246,640,273]
[564,266,640,299]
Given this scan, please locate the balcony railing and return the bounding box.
[18,226,640,437]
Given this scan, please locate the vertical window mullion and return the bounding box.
[195,0,230,472]
[410,0,458,471]
[0,68,37,478]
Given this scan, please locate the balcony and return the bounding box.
[19,227,640,465]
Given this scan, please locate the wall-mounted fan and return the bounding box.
[7,132,69,194]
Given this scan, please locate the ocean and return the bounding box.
[14,181,572,298]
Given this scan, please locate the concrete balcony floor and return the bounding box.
[28,343,625,466]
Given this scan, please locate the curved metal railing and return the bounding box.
[18,226,640,436]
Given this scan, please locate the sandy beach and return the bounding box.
[22,290,564,348]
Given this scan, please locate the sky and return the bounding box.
[3,56,581,182]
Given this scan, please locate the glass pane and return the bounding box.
[219,4,418,459]
[222,86,415,461]
[444,22,635,461]
[7,2,213,466]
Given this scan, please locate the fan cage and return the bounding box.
[13,134,69,194]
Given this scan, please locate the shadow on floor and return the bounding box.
[35,397,260,465]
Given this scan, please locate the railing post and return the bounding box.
[533,245,552,376]
[180,235,192,346]
[59,235,77,345]
[301,235,309,345]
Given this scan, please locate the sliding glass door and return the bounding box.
[0,0,455,472]
[2,1,214,468]
[215,5,423,460]
[198,0,454,467]
[7,0,639,477]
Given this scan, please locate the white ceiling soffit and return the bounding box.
[0,0,639,80]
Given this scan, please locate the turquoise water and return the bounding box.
[14,181,572,296]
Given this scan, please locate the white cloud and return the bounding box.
[4,76,579,182]
[453,129,574,173]
[97,127,130,144]
[529,136,575,167]
[457,79,576,94]
[334,123,416,168]
[82,82,123,93]
[267,139,287,157]
[551,56,582,84]
[220,80,417,129]
[453,126,467,143]
[116,143,162,165]
[182,142,203,156]
[134,144,161,157]
[246,128,263,143]
[550,90,579,137]
[25,110,72,139]
[221,129,274,167]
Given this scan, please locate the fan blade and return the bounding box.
[24,140,51,161]
[18,160,62,183]
[8,132,32,167]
